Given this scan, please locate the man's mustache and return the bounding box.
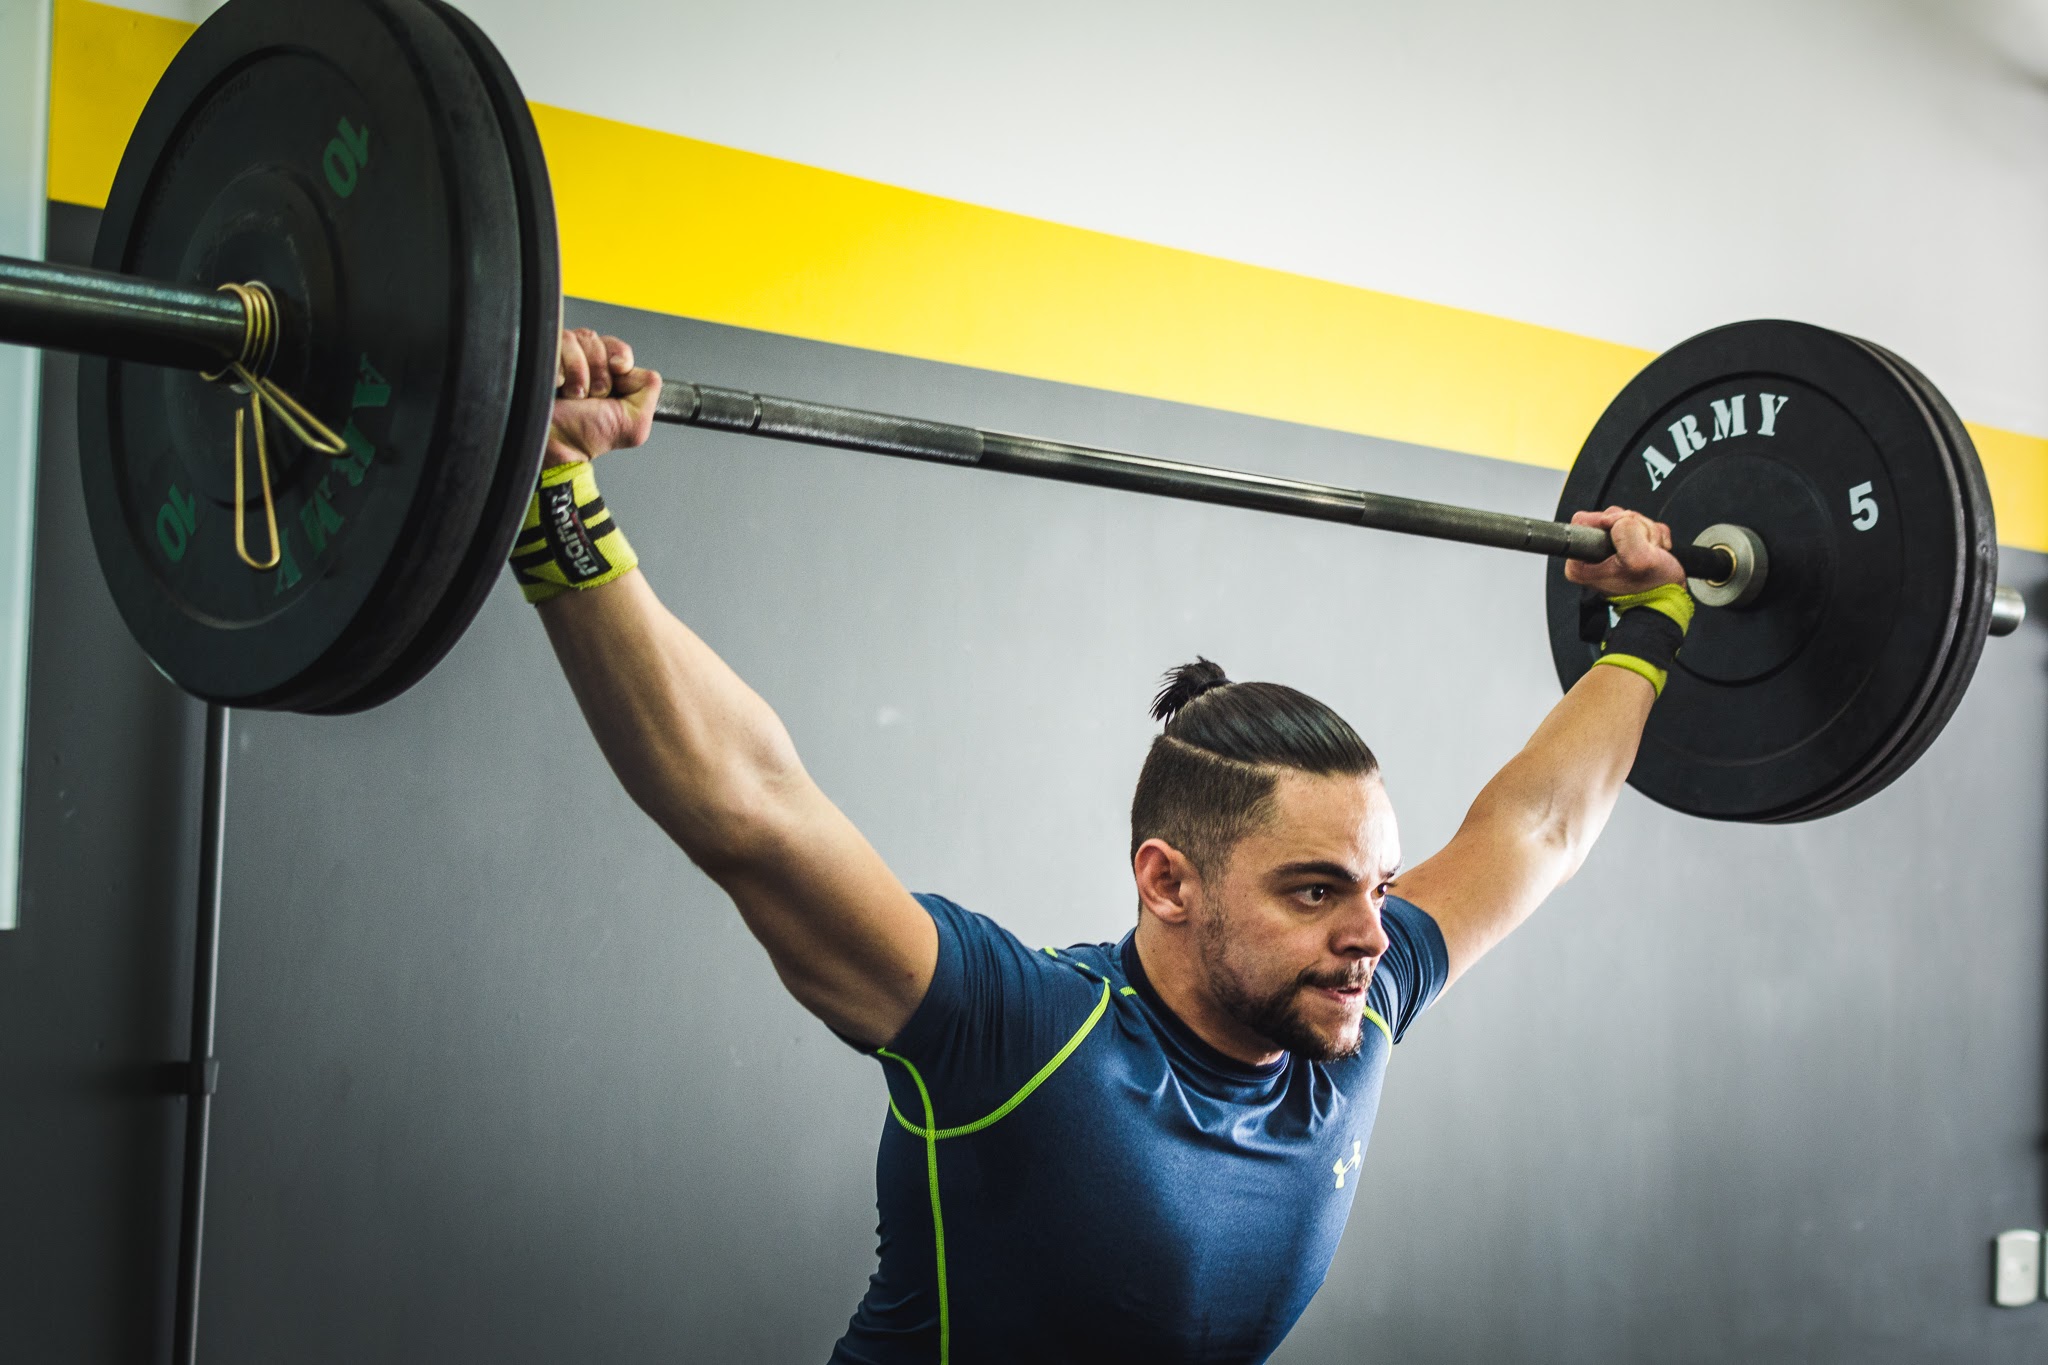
[1296,962,1372,992]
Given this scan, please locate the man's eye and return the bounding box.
[1299,885,1329,904]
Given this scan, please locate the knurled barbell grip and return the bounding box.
[654,379,1739,579]
[656,381,986,464]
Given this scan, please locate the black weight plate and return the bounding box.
[313,0,560,714]
[274,0,530,715]
[79,0,522,712]
[1545,321,1969,822]
[1725,336,1971,821]
[1790,340,1997,819]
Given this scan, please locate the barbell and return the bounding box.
[0,0,2026,822]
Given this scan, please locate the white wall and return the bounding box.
[111,0,2048,435]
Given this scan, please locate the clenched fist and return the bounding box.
[547,327,662,466]
[1561,507,1687,596]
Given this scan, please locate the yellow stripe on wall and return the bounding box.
[536,104,1650,477]
[48,0,2048,552]
[46,0,186,211]
[1967,426,2048,553]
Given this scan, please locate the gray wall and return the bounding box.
[5,202,2048,1363]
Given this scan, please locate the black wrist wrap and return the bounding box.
[1603,603,1685,675]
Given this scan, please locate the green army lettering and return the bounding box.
[275,354,390,596]
[331,354,390,488]
[272,526,301,594]
[299,477,343,555]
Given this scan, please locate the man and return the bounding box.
[521,329,1691,1363]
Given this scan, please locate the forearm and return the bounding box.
[1399,662,1656,981]
[1398,511,1683,983]
[1464,663,1655,888]
[539,568,809,868]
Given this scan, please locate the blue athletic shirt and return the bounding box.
[830,893,1450,1364]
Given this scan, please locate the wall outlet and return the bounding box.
[1992,1230,2041,1307]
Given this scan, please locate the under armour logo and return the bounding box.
[1332,1139,1362,1189]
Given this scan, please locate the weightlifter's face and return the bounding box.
[1198,772,1399,1062]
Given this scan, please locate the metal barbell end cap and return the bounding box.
[1687,523,1769,609]
[1990,585,2027,637]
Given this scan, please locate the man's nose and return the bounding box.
[1336,902,1391,961]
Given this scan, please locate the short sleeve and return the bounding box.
[874,894,1105,1128]
[1367,896,1450,1043]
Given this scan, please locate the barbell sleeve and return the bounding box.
[1991,585,2028,636]
[654,380,1735,579]
[0,256,245,372]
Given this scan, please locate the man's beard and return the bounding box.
[1199,907,1367,1063]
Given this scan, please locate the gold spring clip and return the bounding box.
[202,281,349,570]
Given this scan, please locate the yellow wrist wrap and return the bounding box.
[1606,582,1696,633]
[1592,652,1671,694]
[1592,583,1694,696]
[508,462,638,605]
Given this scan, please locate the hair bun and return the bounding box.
[1150,657,1232,724]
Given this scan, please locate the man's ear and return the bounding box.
[1134,838,1201,926]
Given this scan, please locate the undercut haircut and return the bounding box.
[1129,658,1378,876]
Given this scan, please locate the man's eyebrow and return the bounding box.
[1270,860,1361,883]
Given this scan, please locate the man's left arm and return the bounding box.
[1392,508,1686,988]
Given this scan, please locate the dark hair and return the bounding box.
[1130,658,1378,874]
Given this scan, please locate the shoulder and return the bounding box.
[1043,936,1126,988]
[894,895,1109,1044]
[879,899,1120,1123]
[1367,896,1451,1043]
[915,894,1121,979]
[1382,896,1447,962]
[912,894,1099,981]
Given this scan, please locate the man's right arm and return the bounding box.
[541,573,936,1048]
[535,332,935,1049]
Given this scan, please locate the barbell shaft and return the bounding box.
[0,257,244,372]
[0,250,1728,578]
[656,380,1736,579]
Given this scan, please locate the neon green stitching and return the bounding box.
[1362,1005,1391,1044]
[888,979,1112,1139]
[1045,945,1107,984]
[876,964,1378,1364]
[876,977,1115,1363]
[1119,985,1137,996]
[876,1047,949,1364]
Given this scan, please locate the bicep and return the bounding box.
[1390,808,1571,988]
[543,575,935,1045]
[1395,670,1651,985]
[710,779,937,1049]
